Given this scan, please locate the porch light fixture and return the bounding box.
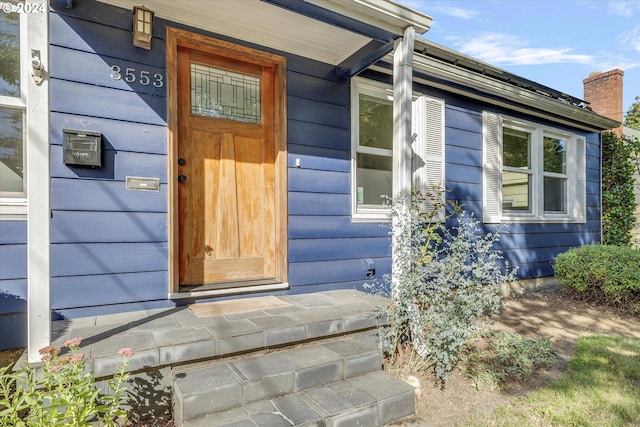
[132,5,154,50]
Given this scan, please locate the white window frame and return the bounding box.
[351,77,445,222]
[483,111,586,223]
[0,9,28,218]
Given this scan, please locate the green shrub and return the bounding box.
[367,191,517,384]
[463,331,557,390]
[554,245,640,313]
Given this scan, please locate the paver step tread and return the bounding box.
[181,371,415,427]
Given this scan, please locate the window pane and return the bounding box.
[544,176,566,213]
[356,152,392,205]
[0,9,21,97]
[359,93,392,150]
[190,63,261,124]
[543,136,566,174]
[502,171,530,211]
[0,107,24,193]
[503,128,530,169]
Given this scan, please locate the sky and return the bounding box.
[397,0,640,122]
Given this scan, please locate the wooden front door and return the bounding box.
[171,30,287,289]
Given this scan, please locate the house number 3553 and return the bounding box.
[110,65,164,88]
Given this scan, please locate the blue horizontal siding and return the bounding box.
[0,221,27,245]
[445,145,481,168]
[288,168,350,194]
[50,145,168,183]
[289,257,391,287]
[288,216,388,239]
[288,95,349,129]
[288,192,351,216]
[0,245,27,280]
[50,45,166,97]
[287,71,349,106]
[445,105,482,133]
[50,112,167,154]
[446,127,482,151]
[0,279,26,314]
[50,12,165,67]
[0,313,26,349]
[287,153,350,172]
[51,271,167,309]
[289,237,391,262]
[51,79,166,125]
[51,178,167,212]
[288,121,349,151]
[51,211,167,243]
[51,242,167,277]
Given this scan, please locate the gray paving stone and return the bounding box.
[271,394,323,426]
[344,313,381,332]
[296,361,341,390]
[90,332,156,358]
[153,326,213,346]
[242,373,295,403]
[306,319,344,338]
[127,315,182,332]
[248,314,303,330]
[231,353,296,380]
[264,325,307,347]
[159,338,216,365]
[281,344,341,368]
[326,403,379,427]
[204,318,262,338]
[216,332,265,356]
[93,348,159,378]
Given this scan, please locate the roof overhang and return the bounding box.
[97,0,432,79]
[370,38,620,132]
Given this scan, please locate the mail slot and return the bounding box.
[63,129,102,167]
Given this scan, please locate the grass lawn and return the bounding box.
[466,335,640,426]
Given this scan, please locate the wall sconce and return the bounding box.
[132,5,154,50]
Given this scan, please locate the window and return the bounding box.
[483,112,586,223]
[351,78,445,221]
[0,8,26,206]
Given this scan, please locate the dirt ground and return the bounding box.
[391,287,640,427]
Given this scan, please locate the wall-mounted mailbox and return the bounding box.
[63,129,102,167]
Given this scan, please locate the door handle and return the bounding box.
[178,175,187,183]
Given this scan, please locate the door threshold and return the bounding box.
[169,281,289,300]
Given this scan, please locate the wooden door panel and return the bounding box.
[176,43,281,287]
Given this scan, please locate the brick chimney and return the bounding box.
[583,69,624,136]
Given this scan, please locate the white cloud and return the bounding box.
[609,0,636,17]
[432,5,480,20]
[620,24,640,53]
[453,32,594,66]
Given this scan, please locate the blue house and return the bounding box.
[0,0,618,360]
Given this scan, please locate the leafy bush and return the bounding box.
[601,132,640,246]
[0,338,133,426]
[554,245,640,313]
[463,331,557,390]
[368,191,517,383]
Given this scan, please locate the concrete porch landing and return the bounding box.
[47,290,388,380]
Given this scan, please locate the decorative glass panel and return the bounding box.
[356,153,392,205]
[359,94,392,150]
[0,9,20,97]
[543,136,566,174]
[544,176,566,213]
[190,63,261,124]
[0,107,25,193]
[503,128,530,169]
[502,171,530,211]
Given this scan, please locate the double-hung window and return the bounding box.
[483,111,586,223]
[351,78,445,221]
[0,6,27,217]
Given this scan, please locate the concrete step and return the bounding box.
[173,332,403,425]
[182,371,415,427]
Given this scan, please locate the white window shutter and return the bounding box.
[483,111,503,223]
[573,137,587,223]
[412,95,445,219]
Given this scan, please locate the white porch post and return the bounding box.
[27,2,51,362]
[391,26,415,296]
